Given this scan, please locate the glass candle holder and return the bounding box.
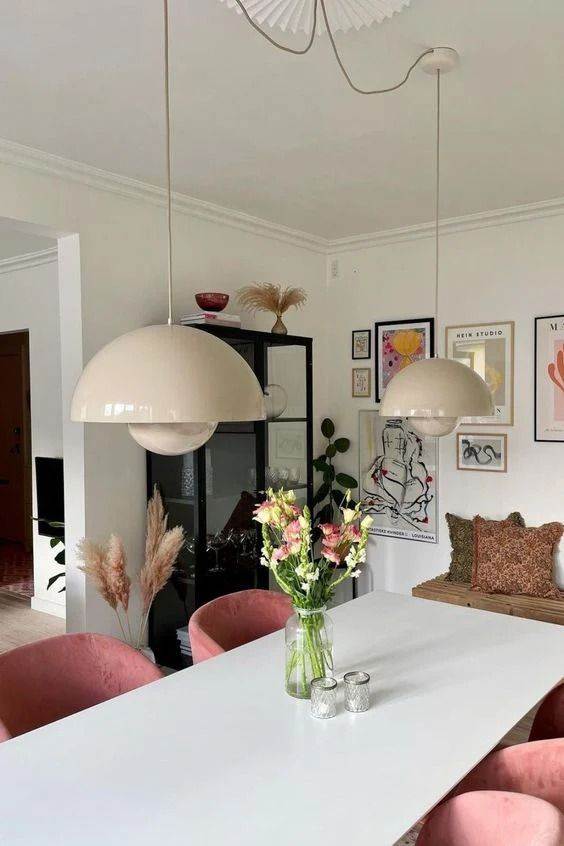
[344,671,370,713]
[310,677,337,719]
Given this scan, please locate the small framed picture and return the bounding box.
[535,314,564,442]
[352,368,371,398]
[375,318,434,402]
[457,433,507,472]
[352,329,371,360]
[446,321,514,425]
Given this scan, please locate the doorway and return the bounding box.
[0,331,33,599]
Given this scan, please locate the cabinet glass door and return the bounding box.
[265,343,310,508]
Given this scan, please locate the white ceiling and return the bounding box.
[1,0,564,239]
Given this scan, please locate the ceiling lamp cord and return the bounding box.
[164,0,174,326]
[434,68,440,356]
[232,0,434,94]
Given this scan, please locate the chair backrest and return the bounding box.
[451,738,564,814]
[530,682,564,742]
[189,589,292,663]
[0,632,162,740]
[418,791,564,846]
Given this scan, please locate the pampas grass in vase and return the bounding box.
[237,282,307,334]
[77,486,185,652]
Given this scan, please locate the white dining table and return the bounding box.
[1,590,563,846]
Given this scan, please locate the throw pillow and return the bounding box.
[445,512,525,584]
[472,517,563,599]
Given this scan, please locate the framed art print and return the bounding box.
[275,428,306,460]
[359,410,438,543]
[352,368,371,398]
[535,314,564,441]
[446,321,514,425]
[352,329,371,360]
[457,433,507,472]
[375,318,434,402]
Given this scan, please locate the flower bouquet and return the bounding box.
[255,488,372,698]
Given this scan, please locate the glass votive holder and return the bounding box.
[344,671,370,713]
[310,677,337,719]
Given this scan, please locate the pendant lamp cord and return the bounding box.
[231,0,434,94]
[164,0,173,326]
[434,69,440,357]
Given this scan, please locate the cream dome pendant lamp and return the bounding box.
[70,0,266,456]
[379,48,493,437]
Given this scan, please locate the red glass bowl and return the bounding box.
[195,292,229,312]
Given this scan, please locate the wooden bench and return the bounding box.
[412,574,564,626]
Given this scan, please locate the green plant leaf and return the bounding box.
[325,443,337,459]
[58,586,66,593]
[47,572,65,590]
[322,465,336,483]
[332,489,345,507]
[316,503,333,525]
[50,537,61,548]
[54,550,65,566]
[336,473,358,489]
[334,437,350,453]
[321,418,335,439]
[313,482,330,505]
[313,457,329,472]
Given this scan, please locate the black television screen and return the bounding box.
[35,457,64,538]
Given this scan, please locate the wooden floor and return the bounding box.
[0,591,64,654]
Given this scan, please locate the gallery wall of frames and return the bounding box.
[328,212,564,595]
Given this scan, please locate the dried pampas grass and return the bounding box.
[77,486,185,650]
[77,538,116,608]
[237,282,307,334]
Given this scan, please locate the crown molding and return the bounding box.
[0,138,327,254]
[1,137,564,258]
[0,246,58,274]
[327,196,564,253]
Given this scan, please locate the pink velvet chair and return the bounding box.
[530,683,564,742]
[0,633,162,741]
[449,739,564,814]
[189,589,292,664]
[417,791,564,845]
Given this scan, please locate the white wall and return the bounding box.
[328,214,564,595]
[0,257,64,615]
[0,160,328,635]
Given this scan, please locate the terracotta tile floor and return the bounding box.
[0,540,33,598]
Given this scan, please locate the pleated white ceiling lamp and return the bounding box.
[71,0,265,456]
[220,0,413,34]
[379,48,493,437]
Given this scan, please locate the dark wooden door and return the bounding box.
[0,332,31,545]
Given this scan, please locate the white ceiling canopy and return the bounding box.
[220,0,413,35]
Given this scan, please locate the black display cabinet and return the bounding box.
[147,326,313,669]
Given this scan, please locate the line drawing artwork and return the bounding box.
[362,418,434,534]
[460,438,501,466]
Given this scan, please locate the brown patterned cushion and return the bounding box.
[472,517,563,599]
[445,512,525,584]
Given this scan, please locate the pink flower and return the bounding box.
[253,500,278,525]
[348,525,362,543]
[272,546,290,562]
[321,547,341,565]
[282,520,302,555]
[319,523,339,538]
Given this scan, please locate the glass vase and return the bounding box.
[285,606,333,699]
